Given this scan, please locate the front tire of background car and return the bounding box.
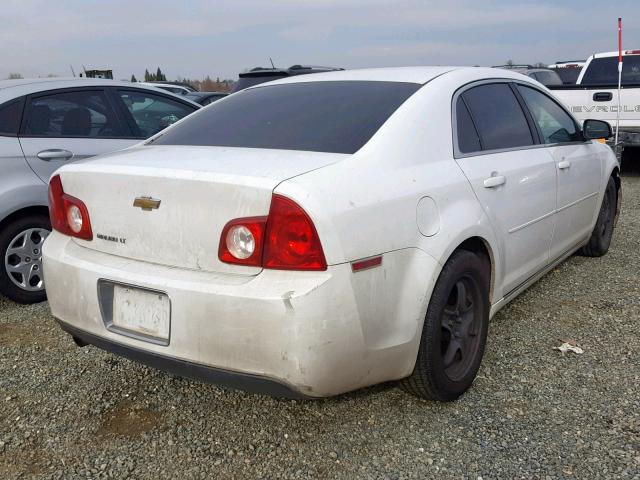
[580,176,617,257]
[0,214,51,304]
[400,249,490,401]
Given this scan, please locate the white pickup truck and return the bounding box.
[550,50,640,150]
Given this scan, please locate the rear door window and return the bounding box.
[117,90,196,138]
[455,98,482,153]
[461,83,534,151]
[0,99,22,136]
[23,90,124,137]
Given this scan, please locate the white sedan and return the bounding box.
[43,67,620,400]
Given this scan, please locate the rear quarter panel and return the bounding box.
[276,70,503,310]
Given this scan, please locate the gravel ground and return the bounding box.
[1,174,639,480]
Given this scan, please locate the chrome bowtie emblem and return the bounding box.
[133,196,161,211]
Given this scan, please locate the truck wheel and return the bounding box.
[0,214,51,304]
[580,176,617,257]
[400,249,490,401]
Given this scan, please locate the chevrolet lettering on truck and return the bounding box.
[550,49,640,151]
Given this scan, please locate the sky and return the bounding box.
[1,0,638,81]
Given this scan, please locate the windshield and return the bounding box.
[581,56,640,85]
[151,81,421,154]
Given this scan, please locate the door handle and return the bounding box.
[593,92,613,102]
[36,149,73,161]
[558,160,571,170]
[483,175,506,188]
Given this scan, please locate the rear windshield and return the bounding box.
[553,67,582,85]
[581,56,640,85]
[152,81,421,154]
[231,74,288,92]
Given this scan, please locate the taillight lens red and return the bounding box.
[48,175,93,241]
[263,195,327,271]
[218,194,327,271]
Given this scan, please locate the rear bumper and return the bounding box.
[56,318,308,399]
[43,232,438,397]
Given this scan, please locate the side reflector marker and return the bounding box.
[351,256,382,272]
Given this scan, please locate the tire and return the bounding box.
[0,214,51,304]
[580,176,617,257]
[400,249,490,401]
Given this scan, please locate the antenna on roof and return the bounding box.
[70,65,76,77]
[269,57,275,69]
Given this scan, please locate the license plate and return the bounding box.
[111,285,170,342]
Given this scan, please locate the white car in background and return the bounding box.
[0,78,200,303]
[138,82,196,95]
[43,67,620,400]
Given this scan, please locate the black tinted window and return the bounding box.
[456,98,481,153]
[581,56,640,85]
[553,67,582,85]
[518,86,580,144]
[231,74,288,92]
[462,83,533,151]
[153,81,421,154]
[24,90,123,137]
[0,100,21,136]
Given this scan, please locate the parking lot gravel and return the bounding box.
[1,173,639,480]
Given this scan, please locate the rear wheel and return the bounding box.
[400,249,490,401]
[0,214,51,304]
[580,176,617,257]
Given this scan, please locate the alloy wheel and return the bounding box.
[440,277,482,382]
[4,228,50,292]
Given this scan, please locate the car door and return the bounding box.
[18,88,137,183]
[453,82,557,295]
[111,89,197,140]
[516,84,601,259]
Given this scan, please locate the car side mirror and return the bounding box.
[583,119,613,140]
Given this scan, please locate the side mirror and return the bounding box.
[583,119,613,140]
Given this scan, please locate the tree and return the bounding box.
[505,59,514,67]
[156,67,166,81]
[7,73,23,79]
[131,74,138,83]
[144,69,151,81]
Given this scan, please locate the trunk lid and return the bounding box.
[58,145,344,275]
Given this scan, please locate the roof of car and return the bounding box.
[239,65,344,78]
[186,91,228,97]
[0,77,199,105]
[251,66,462,86]
[246,66,543,88]
[589,50,640,59]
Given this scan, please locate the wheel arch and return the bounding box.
[611,166,621,224]
[453,236,495,301]
[0,205,51,232]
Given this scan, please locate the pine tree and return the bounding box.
[156,67,166,81]
[131,74,137,83]
[144,69,151,81]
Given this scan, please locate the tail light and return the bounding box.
[218,194,327,271]
[48,175,93,241]
[218,217,267,267]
